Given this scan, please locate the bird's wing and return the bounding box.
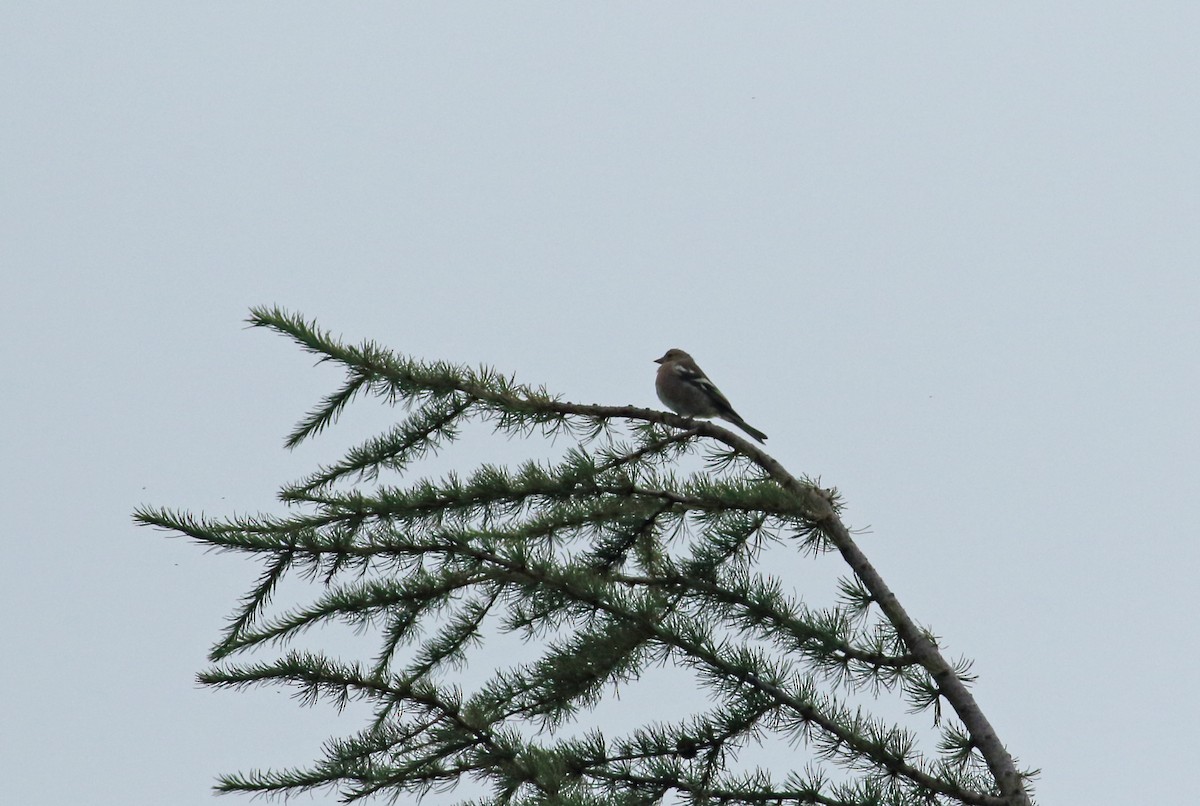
[673,364,735,413]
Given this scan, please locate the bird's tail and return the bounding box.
[727,417,767,443]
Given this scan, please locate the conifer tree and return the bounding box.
[136,307,1036,806]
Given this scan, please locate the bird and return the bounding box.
[654,348,767,443]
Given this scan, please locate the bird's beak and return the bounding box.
[654,356,665,364]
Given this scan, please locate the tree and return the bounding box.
[136,307,1036,806]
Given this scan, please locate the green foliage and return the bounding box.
[135,307,1035,805]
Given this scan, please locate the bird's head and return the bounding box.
[655,348,692,364]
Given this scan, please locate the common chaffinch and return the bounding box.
[654,349,768,443]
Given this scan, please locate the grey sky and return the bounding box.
[4,4,1198,804]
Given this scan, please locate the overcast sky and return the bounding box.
[4,4,1198,804]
